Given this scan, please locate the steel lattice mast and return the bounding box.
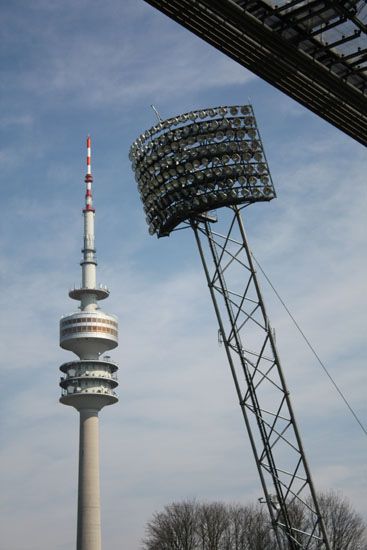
[129,105,331,549]
[192,208,327,549]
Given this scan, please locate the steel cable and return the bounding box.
[251,252,367,437]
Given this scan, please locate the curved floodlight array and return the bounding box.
[130,105,276,237]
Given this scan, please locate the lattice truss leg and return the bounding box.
[191,205,330,550]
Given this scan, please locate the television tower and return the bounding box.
[59,137,118,550]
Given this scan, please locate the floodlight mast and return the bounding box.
[129,105,331,550]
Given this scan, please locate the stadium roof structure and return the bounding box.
[143,0,367,146]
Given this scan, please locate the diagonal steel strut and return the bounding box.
[191,205,331,550]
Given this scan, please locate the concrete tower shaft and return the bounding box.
[59,137,118,550]
[77,410,102,550]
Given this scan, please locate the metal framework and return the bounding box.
[190,207,330,549]
[130,105,276,238]
[129,105,331,549]
[143,0,367,146]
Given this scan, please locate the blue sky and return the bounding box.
[0,1,366,549]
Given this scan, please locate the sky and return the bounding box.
[0,1,366,549]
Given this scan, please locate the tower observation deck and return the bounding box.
[59,137,118,550]
[142,0,367,146]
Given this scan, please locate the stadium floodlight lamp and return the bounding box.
[130,105,276,237]
[257,163,267,173]
[253,151,263,161]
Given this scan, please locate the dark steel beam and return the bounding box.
[143,0,367,146]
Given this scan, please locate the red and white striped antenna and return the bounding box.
[84,135,95,212]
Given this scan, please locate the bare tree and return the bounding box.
[143,500,275,550]
[142,493,366,550]
[196,502,229,549]
[312,491,367,550]
[277,491,367,550]
[143,500,199,550]
[227,503,275,550]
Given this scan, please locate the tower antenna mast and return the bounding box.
[151,104,163,123]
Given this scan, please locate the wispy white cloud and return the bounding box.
[0,1,365,549]
[0,114,34,128]
[3,2,253,111]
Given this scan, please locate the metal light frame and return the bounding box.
[130,105,276,237]
[130,105,331,550]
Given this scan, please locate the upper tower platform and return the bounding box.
[59,137,118,411]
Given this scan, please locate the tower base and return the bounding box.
[77,409,101,550]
